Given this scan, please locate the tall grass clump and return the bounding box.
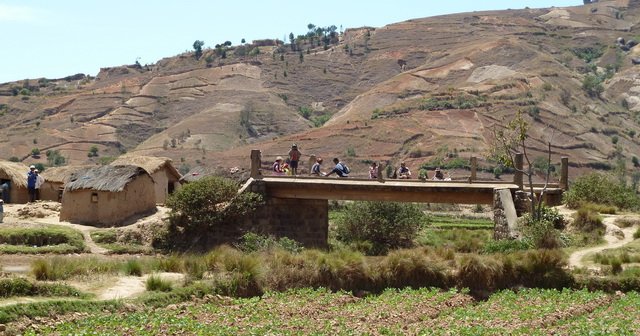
[145,275,173,292]
[457,255,503,293]
[124,259,143,276]
[31,256,122,281]
[515,249,573,289]
[206,245,264,297]
[377,248,449,290]
[303,249,370,292]
[572,207,605,232]
[335,201,428,255]
[235,232,303,253]
[563,172,639,210]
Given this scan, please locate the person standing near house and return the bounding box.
[34,169,45,201]
[288,144,302,175]
[0,199,4,223]
[0,181,9,204]
[27,165,37,202]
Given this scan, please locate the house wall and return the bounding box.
[150,169,180,204]
[59,174,156,226]
[40,181,63,202]
[9,186,29,204]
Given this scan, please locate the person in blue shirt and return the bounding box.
[27,165,37,202]
[325,158,349,177]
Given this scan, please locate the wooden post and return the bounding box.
[470,156,477,182]
[514,153,523,189]
[308,155,316,175]
[250,149,262,179]
[560,156,569,190]
[377,162,384,182]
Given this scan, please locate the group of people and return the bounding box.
[272,144,450,180]
[27,165,45,202]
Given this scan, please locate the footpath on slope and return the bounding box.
[556,206,639,270]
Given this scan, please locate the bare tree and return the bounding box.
[490,110,555,221]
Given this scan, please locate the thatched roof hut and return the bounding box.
[0,160,30,203]
[110,156,181,204]
[180,166,214,183]
[60,165,156,226]
[110,156,180,177]
[41,165,93,184]
[39,165,93,202]
[65,165,150,192]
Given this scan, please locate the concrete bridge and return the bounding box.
[237,150,568,248]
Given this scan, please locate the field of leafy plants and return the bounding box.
[24,288,640,335]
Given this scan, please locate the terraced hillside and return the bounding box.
[2,0,640,177]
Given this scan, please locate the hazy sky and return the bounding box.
[0,0,579,84]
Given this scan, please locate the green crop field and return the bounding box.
[25,288,640,335]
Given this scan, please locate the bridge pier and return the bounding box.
[241,179,329,248]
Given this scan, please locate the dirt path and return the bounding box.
[98,273,184,300]
[568,215,637,269]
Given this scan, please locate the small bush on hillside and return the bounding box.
[580,202,617,215]
[634,227,640,239]
[335,201,427,255]
[563,172,639,210]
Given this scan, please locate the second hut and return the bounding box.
[60,165,156,226]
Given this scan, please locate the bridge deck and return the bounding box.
[254,177,521,204]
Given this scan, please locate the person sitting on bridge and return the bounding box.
[432,167,445,181]
[369,162,378,179]
[325,157,349,177]
[397,162,411,179]
[273,156,285,175]
[311,157,323,176]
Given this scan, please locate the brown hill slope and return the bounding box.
[2,0,640,178]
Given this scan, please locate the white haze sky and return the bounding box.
[0,0,579,84]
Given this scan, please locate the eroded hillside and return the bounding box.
[2,0,640,177]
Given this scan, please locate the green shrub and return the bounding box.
[0,226,85,253]
[580,202,617,215]
[235,232,303,253]
[634,227,640,239]
[90,230,117,244]
[482,239,531,254]
[166,176,263,249]
[0,278,85,298]
[563,172,639,210]
[145,275,173,292]
[335,201,427,255]
[519,214,563,249]
[610,259,623,275]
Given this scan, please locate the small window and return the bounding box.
[91,193,98,203]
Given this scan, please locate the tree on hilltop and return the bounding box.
[193,40,205,60]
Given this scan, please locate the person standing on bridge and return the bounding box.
[288,144,302,175]
[325,158,349,177]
